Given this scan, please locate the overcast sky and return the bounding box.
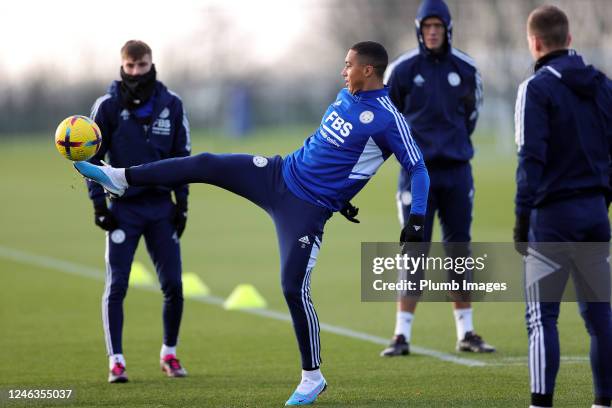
[0,0,319,81]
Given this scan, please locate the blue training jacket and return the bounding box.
[384,0,482,164]
[87,81,191,205]
[282,87,430,214]
[514,49,612,216]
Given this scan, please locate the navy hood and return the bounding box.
[415,0,452,55]
[537,50,605,99]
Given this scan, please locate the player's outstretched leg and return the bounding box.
[75,154,280,210]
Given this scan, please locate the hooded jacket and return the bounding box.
[384,0,482,165]
[514,50,612,216]
[86,81,191,205]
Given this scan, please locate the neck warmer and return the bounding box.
[119,64,157,110]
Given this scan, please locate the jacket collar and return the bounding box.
[534,49,570,73]
[351,86,388,100]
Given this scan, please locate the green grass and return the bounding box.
[0,130,595,407]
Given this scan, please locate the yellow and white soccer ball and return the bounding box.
[54,115,102,161]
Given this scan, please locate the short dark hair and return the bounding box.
[120,40,152,60]
[528,5,570,49]
[350,41,388,78]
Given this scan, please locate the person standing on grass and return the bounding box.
[381,0,494,357]
[86,40,191,383]
[513,5,612,408]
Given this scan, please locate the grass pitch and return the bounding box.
[0,129,595,407]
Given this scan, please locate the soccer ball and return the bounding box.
[54,115,102,161]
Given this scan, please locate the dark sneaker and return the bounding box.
[108,363,128,383]
[380,334,410,357]
[456,331,496,353]
[161,354,187,377]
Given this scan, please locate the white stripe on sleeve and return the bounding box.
[377,97,421,164]
[91,94,111,121]
[514,76,535,150]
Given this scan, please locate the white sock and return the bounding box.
[592,405,610,408]
[111,168,128,187]
[453,308,474,340]
[160,344,177,358]
[302,369,322,382]
[297,369,324,393]
[98,160,127,186]
[109,354,126,369]
[394,311,414,342]
[296,368,323,394]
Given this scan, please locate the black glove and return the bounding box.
[400,214,425,243]
[340,202,360,223]
[174,200,188,238]
[513,214,530,256]
[94,202,118,231]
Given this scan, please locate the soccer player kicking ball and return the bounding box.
[74,41,430,406]
[514,5,612,408]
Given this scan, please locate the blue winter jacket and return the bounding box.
[514,49,612,216]
[283,87,429,214]
[384,0,482,165]
[87,81,191,205]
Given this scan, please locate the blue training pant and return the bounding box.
[397,163,473,295]
[128,153,332,370]
[104,194,183,355]
[526,195,612,400]
[397,162,473,242]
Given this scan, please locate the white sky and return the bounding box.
[0,0,315,81]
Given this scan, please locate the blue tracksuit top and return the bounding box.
[87,81,191,205]
[514,49,612,216]
[384,0,482,164]
[282,87,430,214]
